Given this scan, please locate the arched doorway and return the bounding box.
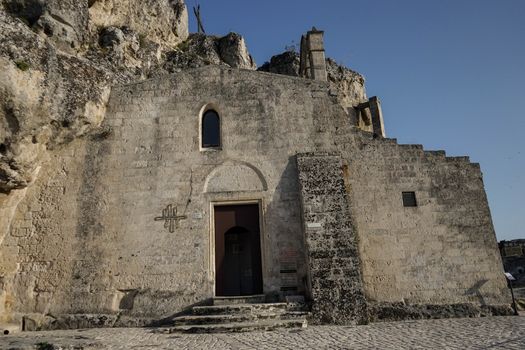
[214,204,263,296]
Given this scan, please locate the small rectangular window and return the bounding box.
[402,192,417,207]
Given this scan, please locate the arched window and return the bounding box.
[202,110,221,148]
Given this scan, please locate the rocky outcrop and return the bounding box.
[159,33,256,74]
[259,52,367,107]
[217,33,256,69]
[88,0,189,49]
[2,0,188,51]
[325,58,367,108]
[3,0,86,51]
[0,11,112,193]
[6,0,89,51]
[0,1,257,194]
[258,51,300,77]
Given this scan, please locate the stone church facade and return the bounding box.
[0,22,512,328]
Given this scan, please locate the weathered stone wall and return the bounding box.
[339,133,511,311]
[296,152,368,325]
[0,64,512,327]
[0,66,351,325]
[0,143,88,323]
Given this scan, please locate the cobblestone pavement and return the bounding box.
[1,316,524,350]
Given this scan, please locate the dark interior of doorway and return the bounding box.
[214,204,263,296]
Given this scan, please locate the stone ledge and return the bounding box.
[21,313,156,331]
[369,302,515,323]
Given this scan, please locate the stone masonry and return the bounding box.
[297,153,368,325]
[0,1,513,329]
[340,133,510,311]
[1,66,359,328]
[0,63,512,328]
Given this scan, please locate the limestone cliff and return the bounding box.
[2,0,188,51]
[89,0,189,48]
[0,0,256,194]
[157,32,257,75]
[0,10,114,193]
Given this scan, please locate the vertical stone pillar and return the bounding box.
[306,29,327,81]
[299,28,328,81]
[369,96,386,138]
[296,152,369,325]
[299,35,310,78]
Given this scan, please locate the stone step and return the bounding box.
[285,295,306,303]
[213,294,266,305]
[445,156,470,163]
[171,311,309,326]
[166,318,308,334]
[192,302,306,316]
[168,300,310,333]
[383,138,398,144]
[425,150,446,158]
[399,144,424,151]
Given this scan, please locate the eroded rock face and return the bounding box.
[37,0,90,50]
[218,33,256,69]
[88,0,189,48]
[325,58,367,108]
[0,0,188,193]
[0,11,112,192]
[258,51,300,77]
[160,33,257,74]
[2,0,189,51]
[2,0,45,26]
[0,0,259,194]
[259,52,367,107]
[3,0,90,51]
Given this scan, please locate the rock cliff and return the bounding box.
[2,0,188,51]
[0,0,256,194]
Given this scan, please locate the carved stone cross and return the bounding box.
[154,204,187,233]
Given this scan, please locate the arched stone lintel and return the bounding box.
[203,160,268,193]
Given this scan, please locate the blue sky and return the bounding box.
[189,0,524,241]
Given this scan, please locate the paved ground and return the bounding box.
[1,316,524,349]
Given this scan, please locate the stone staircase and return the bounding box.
[162,295,310,333]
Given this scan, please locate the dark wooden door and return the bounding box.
[214,204,263,296]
